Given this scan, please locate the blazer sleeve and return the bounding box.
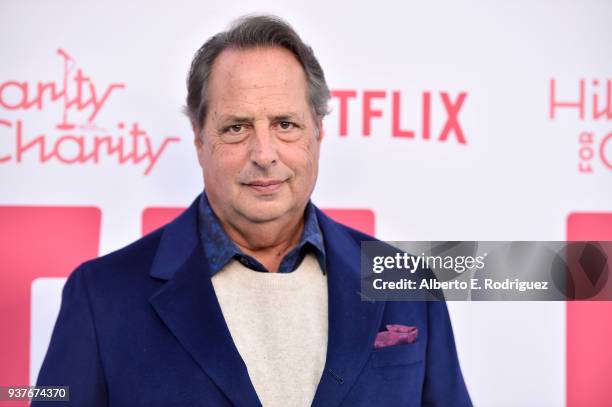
[32,264,108,407]
[422,300,472,406]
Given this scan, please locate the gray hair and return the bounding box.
[184,15,330,133]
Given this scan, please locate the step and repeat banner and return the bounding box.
[1,1,611,406]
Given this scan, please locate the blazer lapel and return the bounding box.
[311,209,386,407]
[148,196,261,407]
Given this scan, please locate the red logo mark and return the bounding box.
[331,89,468,144]
[566,213,612,407]
[0,206,100,402]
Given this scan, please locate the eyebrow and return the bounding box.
[218,112,302,124]
[218,115,254,124]
[270,113,301,122]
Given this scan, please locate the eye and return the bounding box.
[220,123,249,143]
[278,121,294,130]
[228,124,244,133]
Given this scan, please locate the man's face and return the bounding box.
[195,46,322,227]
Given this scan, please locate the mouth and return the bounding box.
[244,179,285,194]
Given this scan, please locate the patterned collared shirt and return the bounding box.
[198,192,326,275]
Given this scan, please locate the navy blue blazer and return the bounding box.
[35,195,472,406]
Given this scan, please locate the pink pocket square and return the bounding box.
[374,324,418,349]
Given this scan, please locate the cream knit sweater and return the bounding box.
[211,253,329,407]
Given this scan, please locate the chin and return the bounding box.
[238,201,293,224]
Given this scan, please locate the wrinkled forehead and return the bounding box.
[206,46,310,113]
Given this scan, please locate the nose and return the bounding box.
[249,122,278,169]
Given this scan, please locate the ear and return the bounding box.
[193,128,206,168]
[193,127,203,148]
[317,120,325,141]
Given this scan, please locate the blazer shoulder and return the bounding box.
[341,223,378,244]
[79,226,165,280]
[316,207,379,245]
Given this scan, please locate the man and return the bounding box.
[35,15,471,406]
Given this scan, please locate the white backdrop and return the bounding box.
[2,1,612,406]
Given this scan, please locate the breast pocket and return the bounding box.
[371,339,424,366]
[370,340,425,381]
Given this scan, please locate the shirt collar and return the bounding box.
[198,192,326,276]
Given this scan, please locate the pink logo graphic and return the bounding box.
[0,206,101,404]
[0,49,181,175]
[566,212,612,407]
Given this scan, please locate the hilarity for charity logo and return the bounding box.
[549,78,612,173]
[0,49,180,175]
